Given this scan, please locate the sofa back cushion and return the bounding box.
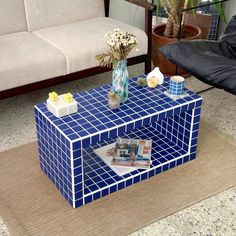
[24,0,105,31]
[0,0,27,35]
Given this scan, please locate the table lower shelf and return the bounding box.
[82,125,188,198]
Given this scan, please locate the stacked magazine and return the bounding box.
[94,138,152,176]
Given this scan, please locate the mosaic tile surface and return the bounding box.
[35,76,202,208]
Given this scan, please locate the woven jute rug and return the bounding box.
[0,121,235,236]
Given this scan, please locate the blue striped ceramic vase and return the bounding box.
[112,59,129,103]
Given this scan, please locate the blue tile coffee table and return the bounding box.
[34,76,202,208]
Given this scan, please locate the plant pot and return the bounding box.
[185,13,212,40]
[152,24,202,77]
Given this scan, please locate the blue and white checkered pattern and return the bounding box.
[208,13,220,40]
[169,80,184,95]
[35,76,202,208]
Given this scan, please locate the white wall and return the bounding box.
[218,0,236,35]
[223,0,236,21]
[109,0,145,30]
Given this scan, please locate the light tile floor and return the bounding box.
[131,186,236,236]
[0,64,235,235]
[0,219,8,236]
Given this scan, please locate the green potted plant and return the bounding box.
[147,0,226,76]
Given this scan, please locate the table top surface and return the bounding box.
[35,76,202,141]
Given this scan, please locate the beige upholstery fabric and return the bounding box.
[0,32,66,91]
[24,0,105,31]
[0,0,27,35]
[33,17,148,74]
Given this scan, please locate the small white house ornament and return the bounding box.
[47,92,78,118]
[147,67,164,88]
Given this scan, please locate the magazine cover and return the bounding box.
[94,143,137,176]
[112,138,152,168]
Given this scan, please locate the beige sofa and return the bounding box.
[0,0,153,99]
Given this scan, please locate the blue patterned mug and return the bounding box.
[169,76,185,95]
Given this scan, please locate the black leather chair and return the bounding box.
[160,15,236,95]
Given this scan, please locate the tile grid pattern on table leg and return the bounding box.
[34,76,202,208]
[81,126,187,205]
[77,103,202,206]
[35,107,75,207]
[153,102,202,156]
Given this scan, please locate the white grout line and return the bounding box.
[35,106,71,142]
[70,142,76,208]
[83,152,190,197]
[35,79,202,206]
[71,98,203,143]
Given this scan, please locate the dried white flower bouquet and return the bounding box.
[96,29,138,68]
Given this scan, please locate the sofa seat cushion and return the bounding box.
[0,32,67,91]
[33,17,148,74]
